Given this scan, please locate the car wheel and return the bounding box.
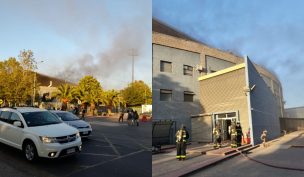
[23,142,38,162]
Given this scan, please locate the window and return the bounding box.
[183,65,193,76]
[160,61,172,73]
[9,112,21,124]
[160,89,172,101]
[0,111,11,123]
[184,91,194,102]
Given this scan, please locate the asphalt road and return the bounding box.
[0,117,151,177]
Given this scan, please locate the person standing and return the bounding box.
[213,124,222,148]
[176,124,189,161]
[261,130,267,147]
[230,121,237,148]
[236,122,243,147]
[134,110,139,126]
[118,112,124,123]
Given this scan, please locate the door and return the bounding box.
[0,111,12,144]
[213,111,238,141]
[6,112,24,149]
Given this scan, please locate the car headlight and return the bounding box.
[76,132,80,139]
[40,136,57,144]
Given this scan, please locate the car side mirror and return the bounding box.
[13,121,23,128]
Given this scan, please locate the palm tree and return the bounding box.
[101,90,120,113]
[52,84,77,111]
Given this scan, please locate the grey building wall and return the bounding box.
[247,58,281,145]
[205,56,235,73]
[152,44,202,136]
[260,74,284,117]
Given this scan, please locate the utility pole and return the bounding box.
[32,60,44,106]
[129,48,138,83]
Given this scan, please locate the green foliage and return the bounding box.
[76,75,103,114]
[52,84,77,110]
[0,56,35,106]
[121,80,152,107]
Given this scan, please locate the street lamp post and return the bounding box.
[32,61,44,106]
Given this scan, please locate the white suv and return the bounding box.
[0,107,82,161]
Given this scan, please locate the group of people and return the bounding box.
[213,121,244,148]
[118,109,139,126]
[174,121,269,161]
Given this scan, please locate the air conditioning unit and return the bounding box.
[195,65,205,73]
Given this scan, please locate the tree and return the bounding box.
[101,89,121,113]
[76,75,103,115]
[121,80,152,107]
[52,84,77,110]
[0,57,35,106]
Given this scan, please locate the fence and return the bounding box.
[152,120,176,149]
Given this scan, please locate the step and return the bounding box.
[237,144,252,151]
[206,147,237,156]
[241,144,260,153]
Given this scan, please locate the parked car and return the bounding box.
[0,107,82,162]
[50,110,92,138]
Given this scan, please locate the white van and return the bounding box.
[0,107,82,161]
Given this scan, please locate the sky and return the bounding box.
[153,0,304,108]
[0,0,151,90]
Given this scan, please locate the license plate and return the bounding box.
[82,131,88,135]
[67,148,75,154]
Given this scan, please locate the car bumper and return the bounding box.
[78,128,92,137]
[37,138,82,158]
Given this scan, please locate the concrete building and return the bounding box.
[152,18,284,145]
[36,73,75,109]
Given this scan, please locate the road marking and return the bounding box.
[65,149,147,177]
[129,138,150,151]
[103,134,121,156]
[90,121,127,127]
[80,152,118,157]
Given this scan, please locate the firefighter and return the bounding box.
[213,124,222,148]
[230,121,237,148]
[176,124,189,161]
[236,122,243,147]
[261,130,267,147]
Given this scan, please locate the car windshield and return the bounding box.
[22,111,62,127]
[55,112,80,121]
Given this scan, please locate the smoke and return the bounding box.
[5,0,151,88]
[153,0,304,107]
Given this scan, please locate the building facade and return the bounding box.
[152,18,284,145]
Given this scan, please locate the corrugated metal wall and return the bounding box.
[247,58,281,145]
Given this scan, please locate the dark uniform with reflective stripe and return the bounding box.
[213,126,222,148]
[236,123,243,147]
[230,122,237,148]
[176,127,189,160]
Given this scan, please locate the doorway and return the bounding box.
[213,111,238,141]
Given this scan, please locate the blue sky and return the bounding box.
[153,0,304,108]
[0,0,151,90]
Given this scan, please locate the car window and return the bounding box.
[55,112,80,121]
[0,111,11,123]
[9,112,21,124]
[21,111,62,127]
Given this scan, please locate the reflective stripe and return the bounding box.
[180,155,186,158]
[176,156,181,158]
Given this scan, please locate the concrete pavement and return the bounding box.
[153,131,304,177]
[152,142,253,177]
[245,131,304,171]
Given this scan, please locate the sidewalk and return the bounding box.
[152,142,248,177]
[152,131,304,177]
[246,131,304,170]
